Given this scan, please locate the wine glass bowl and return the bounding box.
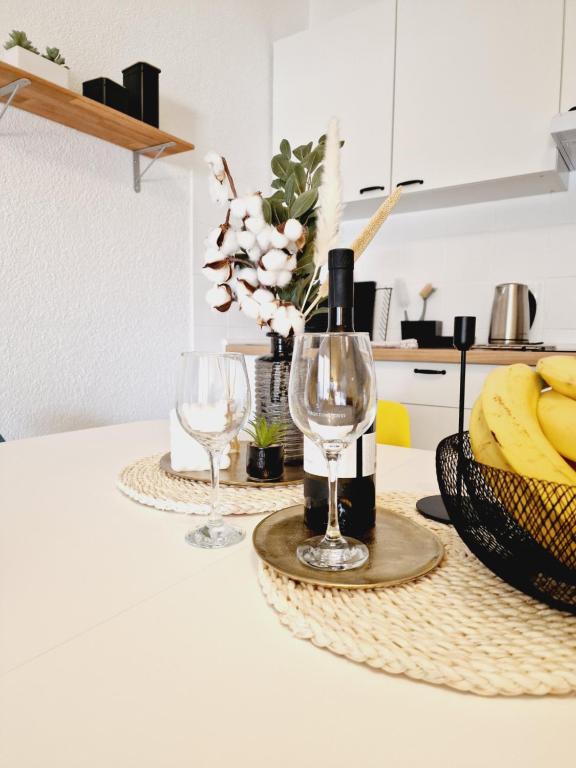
[176,352,251,549]
[289,333,376,571]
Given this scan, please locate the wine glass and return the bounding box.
[176,352,251,548]
[289,332,376,571]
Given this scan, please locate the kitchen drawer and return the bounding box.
[375,361,489,409]
[405,404,470,451]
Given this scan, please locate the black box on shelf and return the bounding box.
[122,62,161,127]
[401,320,443,348]
[82,78,129,115]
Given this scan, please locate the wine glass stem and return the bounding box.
[208,449,222,528]
[324,450,344,542]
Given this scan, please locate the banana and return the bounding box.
[469,397,512,471]
[481,364,576,485]
[537,389,576,462]
[536,355,576,400]
[477,364,576,569]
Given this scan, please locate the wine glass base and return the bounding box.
[185,522,245,549]
[296,535,369,571]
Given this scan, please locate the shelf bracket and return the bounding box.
[0,78,31,126]
[133,141,176,192]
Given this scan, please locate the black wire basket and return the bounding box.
[437,432,576,614]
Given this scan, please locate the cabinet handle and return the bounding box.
[413,368,446,375]
[397,179,424,187]
[359,185,386,194]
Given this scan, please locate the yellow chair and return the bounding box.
[376,400,411,448]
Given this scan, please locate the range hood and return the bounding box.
[551,111,576,170]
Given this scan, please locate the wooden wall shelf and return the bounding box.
[0,60,194,190]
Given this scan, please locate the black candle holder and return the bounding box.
[416,316,476,524]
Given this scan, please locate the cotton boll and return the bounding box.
[285,254,297,271]
[204,248,222,265]
[261,249,288,271]
[284,218,303,242]
[220,230,238,257]
[208,175,229,206]
[286,305,305,334]
[247,245,262,263]
[270,228,289,249]
[270,306,291,337]
[253,288,275,305]
[230,197,247,219]
[236,267,259,287]
[229,216,244,231]
[245,216,265,235]
[205,227,222,249]
[286,241,299,255]
[275,270,293,288]
[240,296,261,321]
[204,151,225,181]
[202,260,232,284]
[257,226,273,251]
[237,230,256,250]
[206,284,233,312]
[257,267,277,287]
[246,195,263,217]
[259,301,278,322]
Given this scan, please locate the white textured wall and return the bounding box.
[0,0,307,439]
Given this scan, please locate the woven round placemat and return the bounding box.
[117,454,303,515]
[259,491,576,697]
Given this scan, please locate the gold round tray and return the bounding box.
[253,505,444,589]
[159,443,304,488]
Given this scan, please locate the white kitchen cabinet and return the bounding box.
[561,0,576,112]
[406,404,470,451]
[392,0,565,195]
[273,1,396,204]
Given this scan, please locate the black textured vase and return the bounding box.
[254,333,303,465]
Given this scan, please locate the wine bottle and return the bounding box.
[303,248,376,537]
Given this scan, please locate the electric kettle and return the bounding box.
[489,283,537,344]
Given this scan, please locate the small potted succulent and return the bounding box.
[245,417,287,482]
[3,31,70,89]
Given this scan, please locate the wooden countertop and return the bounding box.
[226,343,573,366]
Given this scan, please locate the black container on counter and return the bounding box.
[122,62,161,127]
[401,320,443,348]
[82,77,129,114]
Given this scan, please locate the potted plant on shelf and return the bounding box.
[3,31,70,88]
[245,417,287,482]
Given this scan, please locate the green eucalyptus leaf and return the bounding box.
[290,189,318,219]
[293,142,313,161]
[280,139,291,159]
[261,198,272,225]
[305,145,324,173]
[284,173,296,206]
[294,164,307,194]
[270,178,284,190]
[271,154,291,179]
[310,166,323,188]
[270,198,289,224]
[269,189,285,201]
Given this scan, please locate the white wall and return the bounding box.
[341,178,576,347]
[0,0,307,439]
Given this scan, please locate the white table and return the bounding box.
[0,421,571,767]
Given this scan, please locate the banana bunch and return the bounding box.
[469,356,576,566]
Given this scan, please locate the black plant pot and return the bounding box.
[246,444,284,482]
